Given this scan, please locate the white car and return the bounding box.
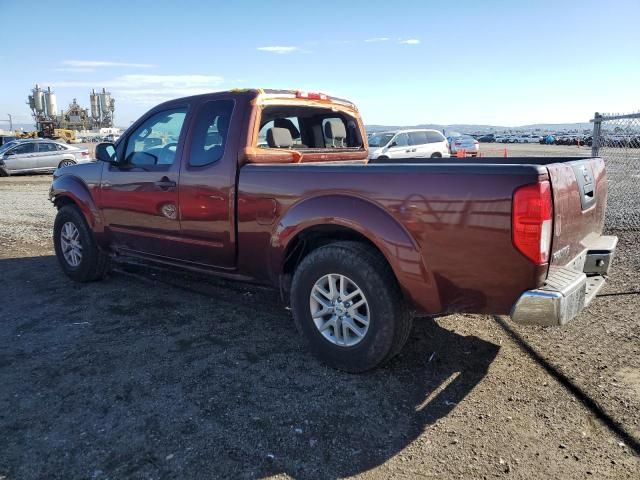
[515,134,542,143]
[368,129,450,160]
[0,139,92,176]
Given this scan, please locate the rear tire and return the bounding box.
[58,159,76,168]
[290,241,412,372]
[54,205,110,282]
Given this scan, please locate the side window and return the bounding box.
[124,108,187,167]
[426,131,445,143]
[10,143,36,155]
[55,144,68,151]
[38,143,57,152]
[393,133,409,147]
[408,131,428,146]
[189,100,234,167]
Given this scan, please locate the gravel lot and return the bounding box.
[0,149,639,479]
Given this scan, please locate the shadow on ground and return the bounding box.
[0,256,499,479]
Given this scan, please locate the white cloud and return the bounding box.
[257,46,301,54]
[49,74,224,105]
[62,60,156,68]
[54,67,95,73]
[365,37,390,43]
[399,39,420,45]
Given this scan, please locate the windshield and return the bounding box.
[368,133,394,148]
[0,141,18,154]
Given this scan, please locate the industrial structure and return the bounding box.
[27,84,116,137]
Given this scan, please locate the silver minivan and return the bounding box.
[0,139,92,176]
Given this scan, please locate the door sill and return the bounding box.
[112,247,253,282]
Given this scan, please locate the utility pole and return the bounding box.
[0,114,13,133]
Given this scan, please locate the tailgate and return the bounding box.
[546,157,608,267]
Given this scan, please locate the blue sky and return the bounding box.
[1,0,639,127]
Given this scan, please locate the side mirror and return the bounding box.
[4,150,16,156]
[389,142,397,148]
[95,142,118,164]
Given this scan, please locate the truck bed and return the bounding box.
[237,157,607,316]
[369,156,595,165]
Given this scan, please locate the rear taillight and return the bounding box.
[81,151,89,157]
[512,181,553,264]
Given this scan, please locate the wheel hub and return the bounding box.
[60,221,82,267]
[334,303,347,316]
[309,273,370,347]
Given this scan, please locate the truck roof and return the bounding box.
[153,88,358,111]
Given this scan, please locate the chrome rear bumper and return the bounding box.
[510,235,617,326]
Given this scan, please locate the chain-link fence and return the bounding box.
[591,112,640,231]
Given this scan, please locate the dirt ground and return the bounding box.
[0,154,639,479]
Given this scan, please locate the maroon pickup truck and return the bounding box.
[49,89,617,372]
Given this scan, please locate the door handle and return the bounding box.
[155,177,176,190]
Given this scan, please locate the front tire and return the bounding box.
[431,152,443,158]
[291,241,412,372]
[54,205,110,282]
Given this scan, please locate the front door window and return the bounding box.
[124,109,187,167]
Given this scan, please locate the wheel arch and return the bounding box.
[272,194,440,313]
[50,175,102,233]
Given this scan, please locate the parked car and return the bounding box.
[447,134,479,156]
[0,139,91,176]
[515,135,542,143]
[49,88,617,372]
[368,129,450,160]
[478,134,496,143]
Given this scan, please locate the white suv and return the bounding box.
[368,129,450,160]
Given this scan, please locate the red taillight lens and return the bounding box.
[512,181,553,264]
[81,151,89,156]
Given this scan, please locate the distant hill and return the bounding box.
[365,122,593,135]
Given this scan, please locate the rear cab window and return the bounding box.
[256,105,364,152]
